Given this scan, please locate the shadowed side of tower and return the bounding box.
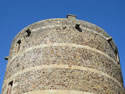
[2,15,125,94]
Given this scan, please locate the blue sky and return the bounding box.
[0,0,125,93]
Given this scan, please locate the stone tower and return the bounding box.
[2,15,125,94]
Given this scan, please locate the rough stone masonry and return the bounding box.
[2,14,125,94]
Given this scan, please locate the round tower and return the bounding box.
[2,15,125,94]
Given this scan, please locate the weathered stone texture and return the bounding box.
[4,47,123,84]
[2,16,125,94]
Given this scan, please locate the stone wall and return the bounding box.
[2,15,125,94]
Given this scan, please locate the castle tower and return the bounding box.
[2,15,125,94]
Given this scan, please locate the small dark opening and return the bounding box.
[115,49,117,55]
[63,26,67,29]
[115,49,120,64]
[17,40,21,44]
[75,24,82,32]
[17,40,21,51]
[4,56,8,60]
[25,29,31,37]
[16,63,20,67]
[107,39,120,65]
[107,39,115,52]
[8,81,13,86]
[7,81,13,94]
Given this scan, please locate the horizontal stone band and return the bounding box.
[31,24,108,39]
[24,90,95,94]
[4,64,123,90]
[7,43,119,68]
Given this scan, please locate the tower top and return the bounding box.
[66,14,76,19]
[2,15,125,94]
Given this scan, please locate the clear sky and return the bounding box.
[0,0,125,93]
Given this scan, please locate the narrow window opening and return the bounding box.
[115,48,120,64]
[7,81,13,94]
[25,29,31,37]
[9,81,13,86]
[17,39,21,44]
[107,38,116,52]
[75,24,82,32]
[107,38,120,64]
[107,37,114,51]
[17,39,21,51]
[108,42,113,50]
